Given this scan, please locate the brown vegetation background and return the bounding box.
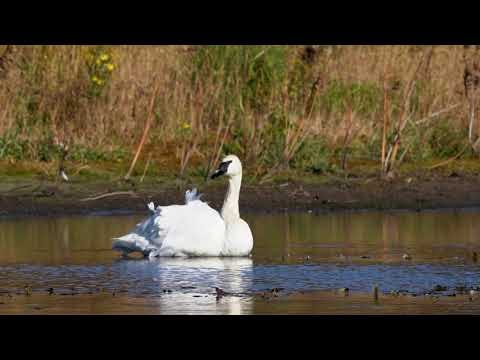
[0,45,479,182]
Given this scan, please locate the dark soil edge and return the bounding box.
[1,173,480,217]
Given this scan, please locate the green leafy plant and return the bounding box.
[322,80,381,116]
[292,137,333,173]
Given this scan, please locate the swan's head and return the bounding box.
[211,154,242,179]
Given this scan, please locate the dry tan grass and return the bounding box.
[0,45,475,177]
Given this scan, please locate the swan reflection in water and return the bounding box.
[118,257,254,315]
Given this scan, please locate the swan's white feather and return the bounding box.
[112,192,225,257]
[185,188,202,203]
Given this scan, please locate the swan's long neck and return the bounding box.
[221,173,242,224]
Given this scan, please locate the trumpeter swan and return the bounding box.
[112,155,253,257]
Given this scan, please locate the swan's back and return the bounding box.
[113,190,225,257]
[156,200,225,256]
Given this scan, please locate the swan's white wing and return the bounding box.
[156,200,225,256]
[112,197,225,257]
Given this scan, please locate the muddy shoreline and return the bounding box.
[1,288,479,314]
[1,173,480,217]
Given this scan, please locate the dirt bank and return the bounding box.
[1,172,480,217]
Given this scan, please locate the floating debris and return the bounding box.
[47,287,54,295]
[360,255,371,259]
[24,286,32,297]
[259,292,271,300]
[433,285,447,292]
[215,287,228,301]
[402,253,411,261]
[215,287,226,296]
[338,288,349,296]
[270,288,284,297]
[373,284,379,302]
[336,254,347,262]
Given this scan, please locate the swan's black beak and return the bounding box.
[210,160,232,179]
[210,169,224,179]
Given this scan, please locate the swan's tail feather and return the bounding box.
[185,188,202,203]
[112,233,151,257]
[147,202,161,213]
[113,206,164,257]
[147,202,155,212]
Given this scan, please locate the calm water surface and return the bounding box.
[1,209,480,314]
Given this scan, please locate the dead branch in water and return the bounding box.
[80,191,138,202]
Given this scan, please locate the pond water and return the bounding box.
[1,209,480,314]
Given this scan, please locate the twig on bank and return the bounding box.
[427,143,469,170]
[80,191,138,202]
[4,184,36,193]
[72,165,90,177]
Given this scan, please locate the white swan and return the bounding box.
[112,155,253,257]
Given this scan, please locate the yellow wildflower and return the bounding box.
[105,63,115,72]
[92,75,99,83]
[96,59,101,65]
[182,122,191,130]
[100,53,109,62]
